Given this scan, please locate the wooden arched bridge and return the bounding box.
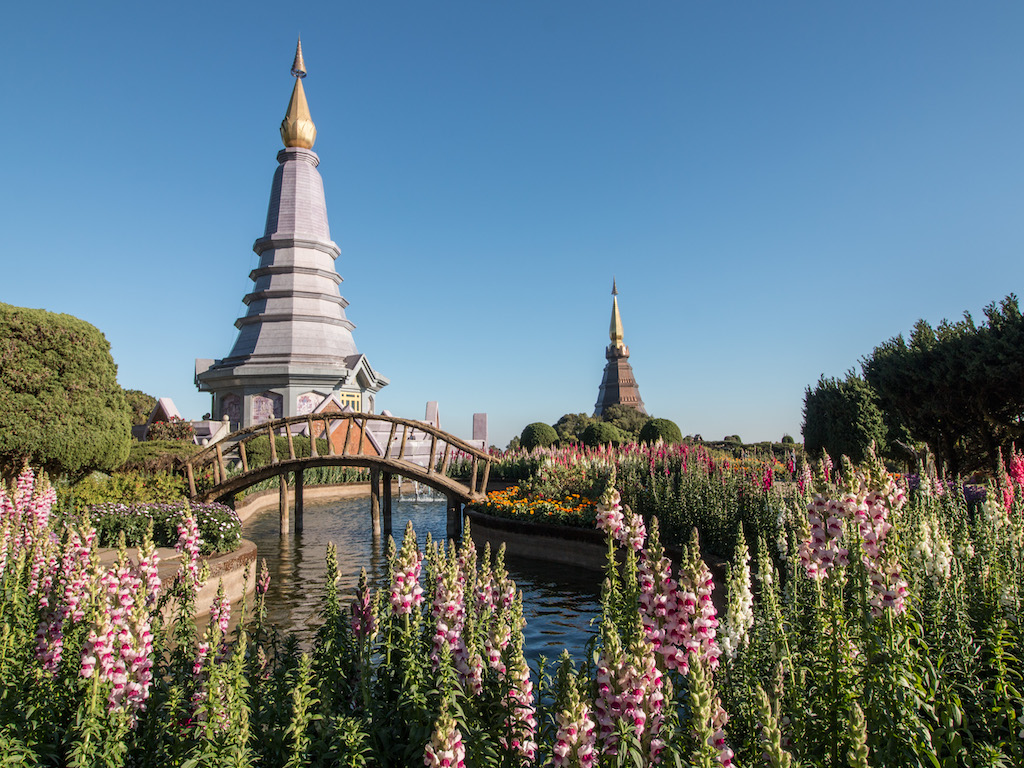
[184,413,492,538]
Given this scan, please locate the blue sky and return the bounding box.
[2,3,1023,449]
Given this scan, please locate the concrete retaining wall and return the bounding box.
[196,539,258,618]
[234,482,384,523]
[466,510,611,572]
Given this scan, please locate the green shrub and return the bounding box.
[582,422,626,447]
[520,423,558,451]
[244,435,331,467]
[638,418,683,445]
[781,434,796,444]
[147,416,195,442]
[121,440,200,473]
[599,404,648,441]
[61,470,188,513]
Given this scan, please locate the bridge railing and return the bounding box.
[184,412,493,501]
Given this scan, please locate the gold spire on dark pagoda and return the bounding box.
[609,279,625,347]
[281,38,317,149]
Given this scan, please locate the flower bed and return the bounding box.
[87,500,242,554]
[5,454,1024,766]
[469,485,598,528]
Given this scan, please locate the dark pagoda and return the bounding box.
[593,280,646,417]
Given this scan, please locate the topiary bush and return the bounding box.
[0,304,131,479]
[520,422,558,452]
[582,422,626,447]
[638,418,683,445]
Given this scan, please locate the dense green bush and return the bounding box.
[120,440,200,473]
[552,412,595,444]
[0,304,131,479]
[582,421,626,447]
[61,470,188,513]
[638,417,683,445]
[244,435,331,467]
[599,404,648,440]
[781,434,796,444]
[519,422,558,451]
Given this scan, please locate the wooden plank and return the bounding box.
[428,434,437,475]
[215,443,226,485]
[399,425,409,460]
[480,459,491,495]
[186,463,196,497]
[240,440,249,473]
[370,467,381,537]
[326,417,336,455]
[386,421,397,460]
[439,442,452,476]
[286,425,296,460]
[342,417,353,455]
[269,424,278,464]
[308,418,318,457]
[470,456,478,493]
[357,417,366,456]
[295,469,304,533]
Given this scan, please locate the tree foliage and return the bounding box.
[599,404,648,441]
[862,294,1024,475]
[0,304,131,479]
[123,389,157,426]
[639,418,683,445]
[520,422,558,451]
[553,412,595,445]
[802,372,887,466]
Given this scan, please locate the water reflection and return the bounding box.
[243,496,602,661]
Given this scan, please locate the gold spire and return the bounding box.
[609,280,624,347]
[281,38,317,149]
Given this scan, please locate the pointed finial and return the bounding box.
[281,40,317,149]
[609,283,624,347]
[291,37,307,78]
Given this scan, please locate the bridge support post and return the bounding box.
[382,472,393,536]
[370,468,381,538]
[279,475,290,534]
[294,469,304,533]
[446,493,462,541]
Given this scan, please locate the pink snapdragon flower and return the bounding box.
[552,668,597,768]
[500,653,538,762]
[424,709,466,768]
[176,512,202,589]
[595,489,625,539]
[390,523,425,616]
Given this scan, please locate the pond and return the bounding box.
[243,495,604,662]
